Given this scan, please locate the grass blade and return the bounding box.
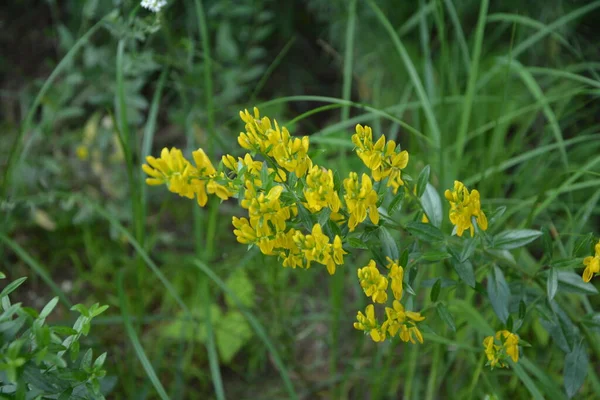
[117,270,170,400]
[202,279,226,400]
[455,0,489,160]
[367,0,442,148]
[0,234,72,308]
[341,0,357,122]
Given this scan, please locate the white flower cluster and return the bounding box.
[141,0,167,13]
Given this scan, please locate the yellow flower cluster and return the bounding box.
[354,257,424,343]
[483,330,520,368]
[142,148,233,206]
[582,240,600,282]
[344,172,379,231]
[145,108,406,277]
[352,124,409,194]
[444,180,488,237]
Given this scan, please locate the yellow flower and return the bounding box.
[303,165,341,213]
[382,300,425,344]
[354,304,386,342]
[238,107,312,178]
[267,122,312,178]
[238,107,272,153]
[142,148,196,199]
[293,224,344,274]
[385,257,404,301]
[343,172,379,231]
[242,184,290,233]
[76,145,89,160]
[351,124,409,194]
[582,240,600,282]
[444,180,488,237]
[483,330,520,368]
[357,260,388,303]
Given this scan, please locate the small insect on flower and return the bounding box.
[141,0,168,13]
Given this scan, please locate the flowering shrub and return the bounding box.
[143,107,598,375]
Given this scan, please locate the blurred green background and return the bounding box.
[2,0,600,398]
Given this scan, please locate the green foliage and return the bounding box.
[0,274,111,398]
[1,0,599,398]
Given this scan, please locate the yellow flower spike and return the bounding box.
[343,172,379,231]
[444,180,488,237]
[332,236,347,266]
[293,224,340,274]
[582,240,600,282]
[304,165,340,213]
[483,330,520,368]
[142,147,196,199]
[354,304,386,342]
[385,257,404,301]
[357,260,388,303]
[382,300,426,344]
[352,125,409,194]
[496,330,520,363]
[192,149,216,176]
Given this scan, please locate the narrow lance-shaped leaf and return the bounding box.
[493,229,542,250]
[547,267,558,301]
[487,266,510,323]
[564,341,588,398]
[436,303,456,332]
[421,183,442,228]
[416,165,430,198]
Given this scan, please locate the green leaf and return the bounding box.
[317,207,332,227]
[90,304,109,317]
[40,297,59,319]
[551,258,584,269]
[487,206,506,226]
[460,239,478,262]
[0,272,5,279]
[542,227,553,259]
[93,352,107,369]
[420,251,451,262]
[451,259,476,288]
[215,311,253,364]
[296,203,314,231]
[492,229,542,250]
[379,227,399,261]
[547,267,558,301]
[348,237,368,249]
[399,249,408,268]
[557,271,598,295]
[81,348,93,370]
[430,279,441,302]
[0,277,27,298]
[406,221,444,242]
[436,303,456,332]
[416,165,430,198]
[487,266,510,323]
[564,341,588,398]
[421,183,442,228]
[387,187,405,215]
[70,304,90,318]
[224,269,255,309]
[519,300,526,320]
